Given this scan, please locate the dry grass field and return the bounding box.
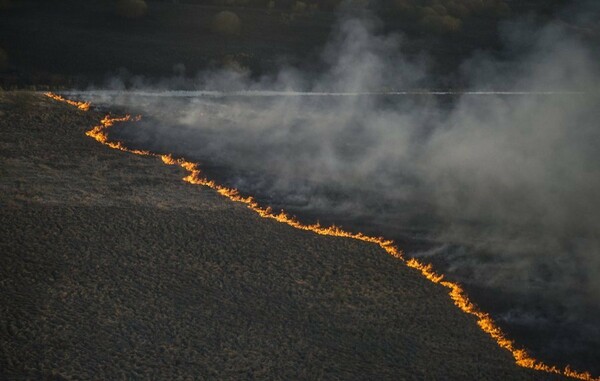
[0,92,557,379]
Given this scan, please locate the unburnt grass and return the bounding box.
[0,92,559,379]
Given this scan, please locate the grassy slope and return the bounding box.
[0,92,552,379]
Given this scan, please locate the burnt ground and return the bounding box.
[0,92,561,379]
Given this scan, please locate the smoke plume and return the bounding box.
[76,3,600,371]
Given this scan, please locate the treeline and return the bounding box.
[151,0,513,33]
[384,0,510,33]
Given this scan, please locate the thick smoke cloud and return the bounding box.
[80,3,600,370]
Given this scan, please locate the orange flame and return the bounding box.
[44,92,91,111]
[44,92,599,381]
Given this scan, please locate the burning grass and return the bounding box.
[44,92,90,111]
[3,91,547,380]
[44,92,599,381]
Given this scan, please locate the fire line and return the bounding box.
[44,92,599,381]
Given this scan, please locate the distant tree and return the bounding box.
[431,3,446,15]
[115,0,148,19]
[321,0,342,12]
[391,0,420,21]
[440,14,462,31]
[221,54,249,73]
[420,6,437,18]
[275,0,294,10]
[292,1,307,13]
[211,11,242,35]
[420,13,462,33]
[445,1,470,19]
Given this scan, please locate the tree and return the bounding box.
[420,13,462,33]
[212,11,242,36]
[115,0,148,19]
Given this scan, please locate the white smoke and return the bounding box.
[70,4,600,370]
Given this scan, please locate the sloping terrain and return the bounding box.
[0,92,550,379]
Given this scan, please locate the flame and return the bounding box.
[45,92,599,381]
[85,114,150,155]
[44,92,91,111]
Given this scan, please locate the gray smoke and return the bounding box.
[76,3,600,370]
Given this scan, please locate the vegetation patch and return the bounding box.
[115,0,148,19]
[211,10,242,35]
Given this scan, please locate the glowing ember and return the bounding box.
[45,92,599,381]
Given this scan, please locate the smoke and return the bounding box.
[77,3,600,370]
[424,20,600,293]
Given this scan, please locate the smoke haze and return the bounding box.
[75,3,600,372]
